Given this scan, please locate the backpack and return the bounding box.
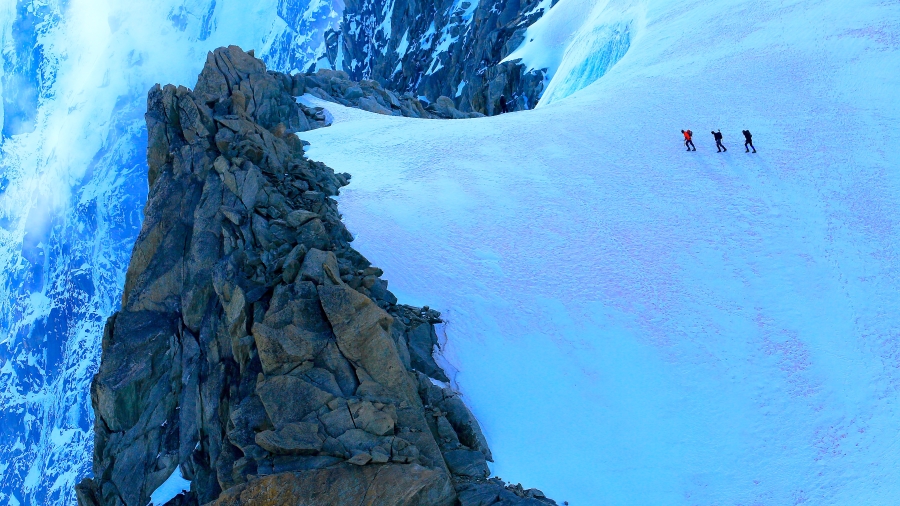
[687,130,692,138]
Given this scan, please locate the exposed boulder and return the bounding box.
[281,69,486,120]
[298,248,339,285]
[429,96,486,120]
[457,480,557,506]
[263,66,490,123]
[407,320,450,382]
[255,422,324,455]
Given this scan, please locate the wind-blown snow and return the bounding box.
[0,0,339,503]
[299,1,900,503]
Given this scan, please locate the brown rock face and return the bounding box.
[75,46,555,506]
[209,464,455,506]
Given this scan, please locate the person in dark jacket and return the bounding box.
[743,130,757,152]
[681,129,696,151]
[499,95,509,114]
[712,130,727,152]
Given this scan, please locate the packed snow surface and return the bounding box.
[300,0,900,503]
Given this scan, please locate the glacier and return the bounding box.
[1,0,900,504]
[504,0,640,106]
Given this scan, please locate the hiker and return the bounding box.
[743,130,757,152]
[499,95,509,114]
[681,129,696,151]
[712,130,727,152]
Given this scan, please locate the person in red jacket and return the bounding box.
[681,129,696,151]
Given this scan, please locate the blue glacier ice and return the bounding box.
[537,22,631,106]
[0,0,340,503]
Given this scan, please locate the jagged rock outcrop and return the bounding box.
[75,45,554,506]
[320,0,552,115]
[273,68,484,121]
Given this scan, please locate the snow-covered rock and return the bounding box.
[321,0,551,114]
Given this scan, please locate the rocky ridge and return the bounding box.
[286,68,484,124]
[320,0,553,115]
[74,45,555,506]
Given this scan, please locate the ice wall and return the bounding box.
[505,0,642,106]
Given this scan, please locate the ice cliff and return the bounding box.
[74,46,555,506]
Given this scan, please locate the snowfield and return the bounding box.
[299,0,900,503]
[0,0,898,503]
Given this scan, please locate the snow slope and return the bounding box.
[299,1,900,503]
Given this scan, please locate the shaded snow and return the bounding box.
[148,466,191,506]
[395,29,410,57]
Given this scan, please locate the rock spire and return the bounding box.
[75,46,555,506]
